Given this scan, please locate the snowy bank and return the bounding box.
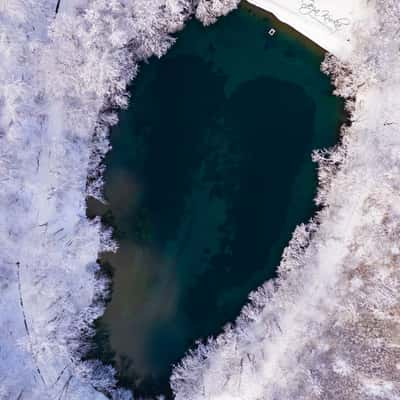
[171,1,400,398]
[4,0,399,399]
[0,0,240,399]
[246,0,371,59]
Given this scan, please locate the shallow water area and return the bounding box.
[87,3,345,398]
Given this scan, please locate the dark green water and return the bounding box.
[88,3,345,398]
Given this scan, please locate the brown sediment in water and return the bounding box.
[85,5,346,398]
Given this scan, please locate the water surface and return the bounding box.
[88,3,345,398]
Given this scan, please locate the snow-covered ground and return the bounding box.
[247,0,371,59]
[171,0,400,399]
[0,0,240,398]
[2,0,400,399]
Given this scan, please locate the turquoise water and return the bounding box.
[88,3,345,398]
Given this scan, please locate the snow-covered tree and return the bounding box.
[195,0,240,26]
[0,0,245,398]
[171,1,400,399]
[8,0,399,399]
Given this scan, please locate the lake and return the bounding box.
[87,3,345,398]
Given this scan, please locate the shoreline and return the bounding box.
[93,4,347,398]
[244,0,369,59]
[242,1,326,58]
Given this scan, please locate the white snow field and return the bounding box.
[247,0,371,59]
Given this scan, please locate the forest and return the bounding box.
[1,0,399,399]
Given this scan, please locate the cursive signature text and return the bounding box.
[299,0,351,32]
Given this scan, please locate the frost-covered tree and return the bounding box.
[195,0,240,25]
[171,1,400,399]
[0,0,243,398]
